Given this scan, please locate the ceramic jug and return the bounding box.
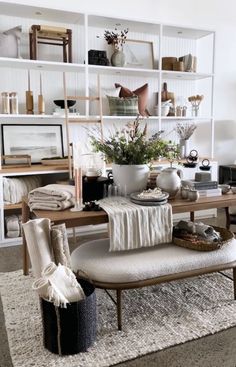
[156,167,181,199]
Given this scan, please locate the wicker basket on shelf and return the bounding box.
[173,226,234,251]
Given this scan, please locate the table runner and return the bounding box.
[99,197,173,251]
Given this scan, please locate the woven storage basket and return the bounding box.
[173,226,234,251]
[162,57,177,70]
[40,279,96,355]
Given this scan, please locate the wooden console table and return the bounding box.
[22,194,236,275]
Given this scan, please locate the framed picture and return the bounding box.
[1,124,64,164]
[123,39,154,69]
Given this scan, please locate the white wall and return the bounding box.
[3,0,236,165]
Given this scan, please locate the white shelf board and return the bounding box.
[0,237,22,247]
[88,64,160,78]
[0,169,68,177]
[88,14,159,34]
[102,115,159,120]
[162,71,213,80]
[160,116,213,121]
[0,58,85,72]
[163,25,213,39]
[0,2,84,24]
[0,114,82,121]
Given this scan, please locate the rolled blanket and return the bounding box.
[51,223,71,268]
[42,262,85,304]
[32,276,68,308]
[22,218,53,278]
[32,277,50,298]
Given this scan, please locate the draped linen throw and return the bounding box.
[99,197,173,251]
[33,262,85,308]
[28,184,75,211]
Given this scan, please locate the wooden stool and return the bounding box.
[29,25,72,63]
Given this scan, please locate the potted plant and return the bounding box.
[90,116,178,195]
[104,28,129,67]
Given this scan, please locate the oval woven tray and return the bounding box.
[173,226,234,251]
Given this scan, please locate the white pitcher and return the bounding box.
[156,167,181,199]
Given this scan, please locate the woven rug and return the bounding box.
[0,270,236,367]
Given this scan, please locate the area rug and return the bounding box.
[0,270,236,367]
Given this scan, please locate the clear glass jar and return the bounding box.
[10,92,19,114]
[1,92,10,114]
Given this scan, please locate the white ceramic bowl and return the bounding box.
[219,184,231,194]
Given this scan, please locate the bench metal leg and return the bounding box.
[233,268,236,300]
[117,289,122,331]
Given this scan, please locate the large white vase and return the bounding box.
[112,164,150,195]
[156,167,181,199]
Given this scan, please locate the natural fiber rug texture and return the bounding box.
[0,270,236,367]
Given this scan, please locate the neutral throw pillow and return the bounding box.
[0,26,22,58]
[89,86,121,115]
[115,83,150,116]
[107,95,139,116]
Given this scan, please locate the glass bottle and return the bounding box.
[1,92,10,114]
[10,92,19,114]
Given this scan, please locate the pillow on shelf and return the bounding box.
[115,83,150,116]
[89,86,121,115]
[107,95,139,116]
[0,26,22,58]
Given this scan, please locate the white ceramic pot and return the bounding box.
[112,164,150,195]
[156,167,181,199]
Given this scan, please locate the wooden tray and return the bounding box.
[41,158,69,166]
[173,226,234,251]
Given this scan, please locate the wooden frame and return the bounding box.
[1,154,31,168]
[1,124,64,164]
[123,39,154,69]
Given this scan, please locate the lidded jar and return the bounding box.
[156,167,181,199]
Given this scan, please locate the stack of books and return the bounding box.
[181,180,222,197]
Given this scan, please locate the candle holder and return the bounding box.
[26,70,34,114]
[71,167,84,212]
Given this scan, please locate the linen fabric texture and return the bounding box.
[115,82,150,116]
[107,95,139,116]
[99,197,173,251]
[0,26,22,58]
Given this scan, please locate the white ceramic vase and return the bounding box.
[156,167,181,199]
[112,164,150,195]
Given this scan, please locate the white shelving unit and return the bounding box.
[0,1,216,246]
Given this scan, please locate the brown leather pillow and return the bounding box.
[115,83,150,116]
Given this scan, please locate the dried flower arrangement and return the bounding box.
[104,28,129,50]
[175,122,197,140]
[90,116,179,165]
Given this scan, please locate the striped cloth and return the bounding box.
[99,197,173,252]
[107,95,139,116]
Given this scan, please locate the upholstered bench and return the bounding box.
[71,238,236,330]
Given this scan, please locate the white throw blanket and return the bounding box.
[22,218,53,278]
[99,197,173,251]
[32,262,85,308]
[28,184,75,211]
[3,176,42,204]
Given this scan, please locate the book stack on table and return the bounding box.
[181,180,221,197]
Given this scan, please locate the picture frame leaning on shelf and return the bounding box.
[1,124,64,164]
[123,39,154,69]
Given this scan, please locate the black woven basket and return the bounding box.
[40,279,96,355]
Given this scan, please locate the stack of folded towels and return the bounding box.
[28,184,75,211]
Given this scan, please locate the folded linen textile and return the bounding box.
[5,214,19,231]
[42,262,85,304]
[3,176,42,204]
[99,197,173,251]
[51,223,71,268]
[29,184,75,201]
[22,218,53,278]
[28,184,75,211]
[6,230,20,238]
[28,199,74,211]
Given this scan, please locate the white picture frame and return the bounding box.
[1,124,64,163]
[123,39,154,69]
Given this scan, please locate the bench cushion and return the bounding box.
[71,238,236,284]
